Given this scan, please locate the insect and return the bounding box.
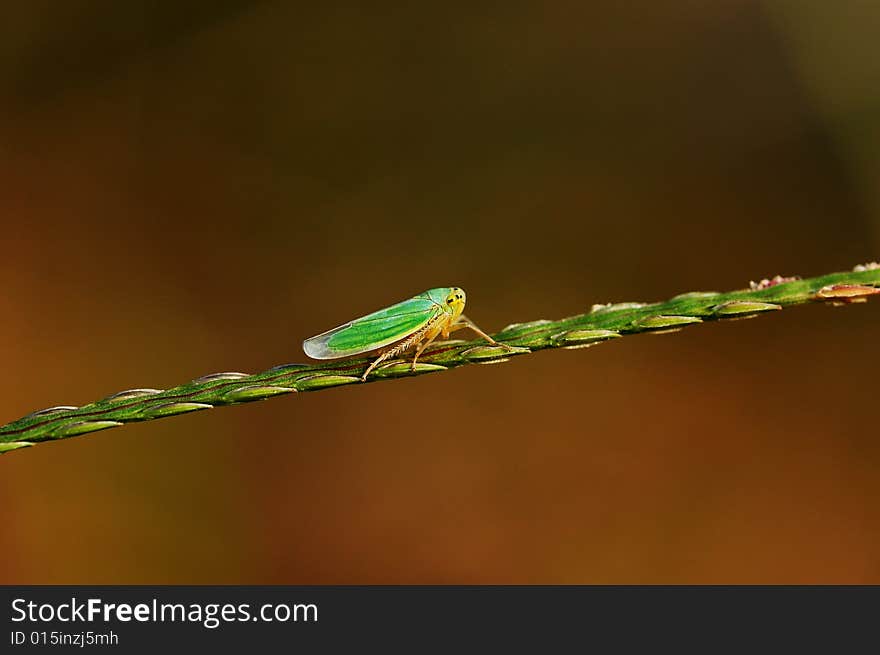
[302,287,511,381]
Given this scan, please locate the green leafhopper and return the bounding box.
[303,287,509,381]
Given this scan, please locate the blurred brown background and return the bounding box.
[1,1,878,583]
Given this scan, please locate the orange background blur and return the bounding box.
[2,2,878,583]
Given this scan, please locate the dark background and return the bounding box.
[1,1,878,583]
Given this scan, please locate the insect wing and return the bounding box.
[303,296,440,359]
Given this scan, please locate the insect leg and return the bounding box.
[361,322,436,381]
[452,314,516,350]
[410,333,440,371]
[361,351,394,382]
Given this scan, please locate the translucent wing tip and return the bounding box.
[302,335,335,359]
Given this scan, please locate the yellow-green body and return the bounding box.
[302,287,505,380]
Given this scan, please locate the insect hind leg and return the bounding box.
[361,350,394,382]
[410,333,440,371]
[360,327,431,382]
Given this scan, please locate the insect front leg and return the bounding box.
[450,314,516,350]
